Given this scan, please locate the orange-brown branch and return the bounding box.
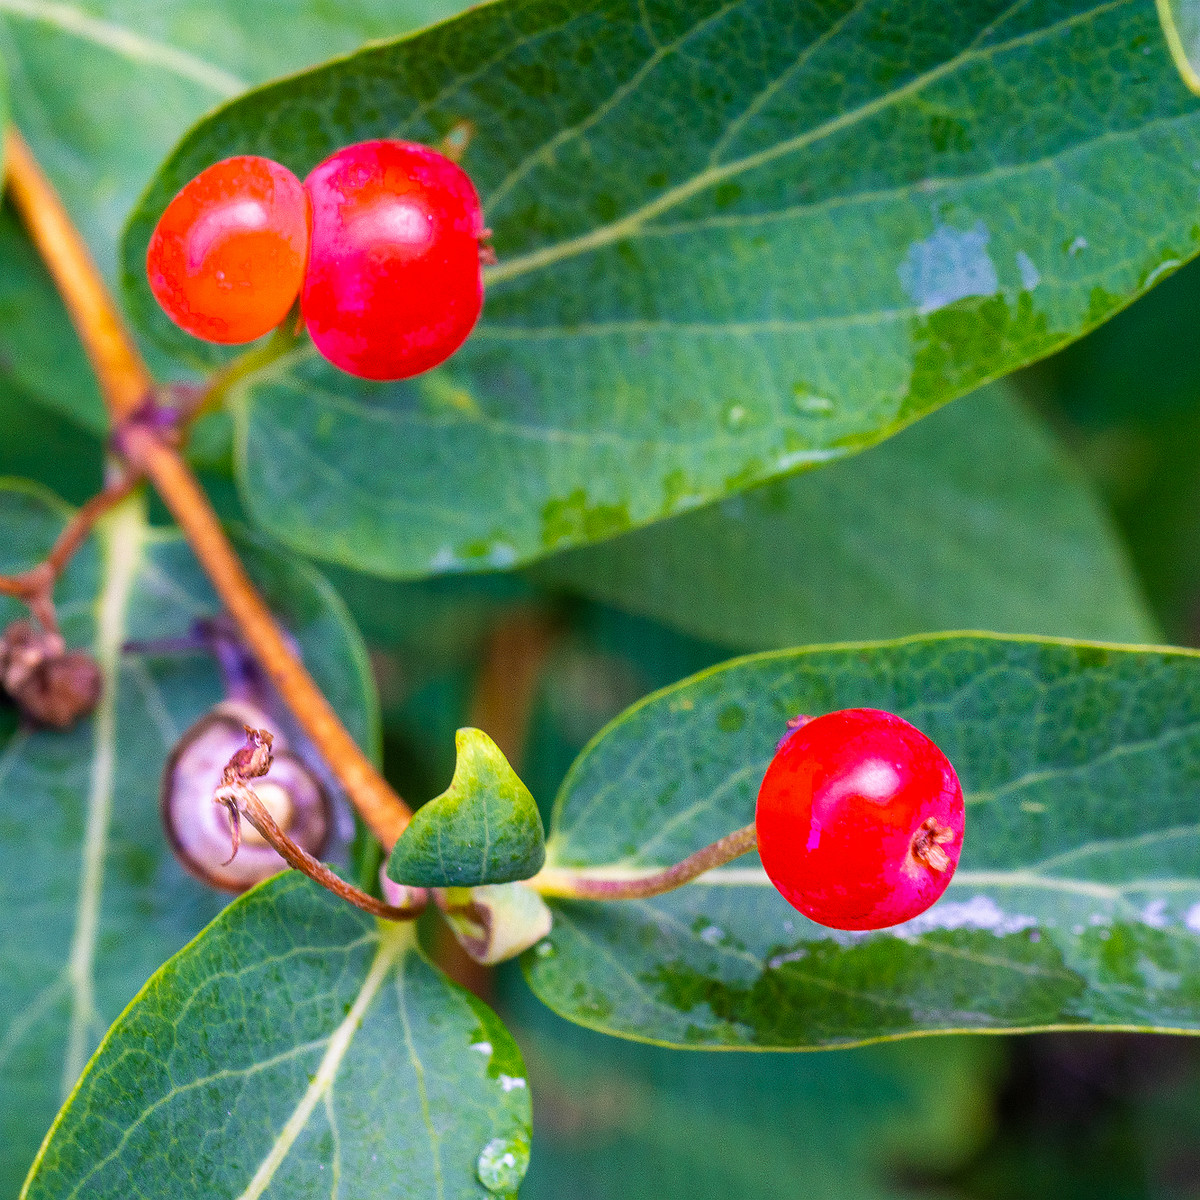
[468,608,560,768]
[3,129,152,422]
[122,425,410,846]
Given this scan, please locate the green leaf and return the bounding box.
[534,384,1158,649]
[526,633,1200,1048]
[1157,0,1200,93]
[0,480,377,1195]
[388,727,546,887]
[0,382,106,506]
[0,39,7,165]
[0,203,106,434]
[21,873,533,1200]
[0,0,469,285]
[126,0,1200,574]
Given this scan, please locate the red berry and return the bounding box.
[146,156,310,344]
[755,708,964,931]
[301,139,486,381]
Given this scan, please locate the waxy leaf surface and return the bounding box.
[21,873,532,1200]
[388,727,546,887]
[0,46,7,166]
[125,0,1200,574]
[526,634,1200,1048]
[0,481,376,1195]
[536,385,1157,648]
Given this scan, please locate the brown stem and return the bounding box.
[5,126,412,849]
[532,823,758,900]
[0,474,141,631]
[3,129,153,421]
[468,608,560,769]
[45,475,142,575]
[122,424,410,847]
[239,788,426,921]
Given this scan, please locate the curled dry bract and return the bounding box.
[162,699,331,891]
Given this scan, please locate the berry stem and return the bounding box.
[192,316,303,421]
[238,787,426,921]
[4,125,412,849]
[530,823,758,900]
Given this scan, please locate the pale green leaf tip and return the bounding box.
[386,727,546,887]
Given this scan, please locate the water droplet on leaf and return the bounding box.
[724,403,748,429]
[477,1134,530,1194]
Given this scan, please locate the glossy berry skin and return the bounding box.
[146,156,310,344]
[302,139,486,381]
[755,708,963,931]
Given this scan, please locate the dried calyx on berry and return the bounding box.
[162,699,332,892]
[0,620,102,729]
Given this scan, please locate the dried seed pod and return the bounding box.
[0,620,102,729]
[162,700,331,891]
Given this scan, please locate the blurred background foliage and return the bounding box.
[7,3,1200,1196]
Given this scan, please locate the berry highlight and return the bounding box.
[146,155,310,344]
[302,138,486,380]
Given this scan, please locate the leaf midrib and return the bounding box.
[0,0,244,94]
[61,492,145,1098]
[234,923,411,1200]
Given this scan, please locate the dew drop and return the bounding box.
[477,1135,530,1194]
[1015,250,1040,291]
[724,403,748,429]
[793,391,834,414]
[898,221,998,313]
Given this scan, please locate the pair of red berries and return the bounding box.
[756,708,964,930]
[146,140,487,381]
